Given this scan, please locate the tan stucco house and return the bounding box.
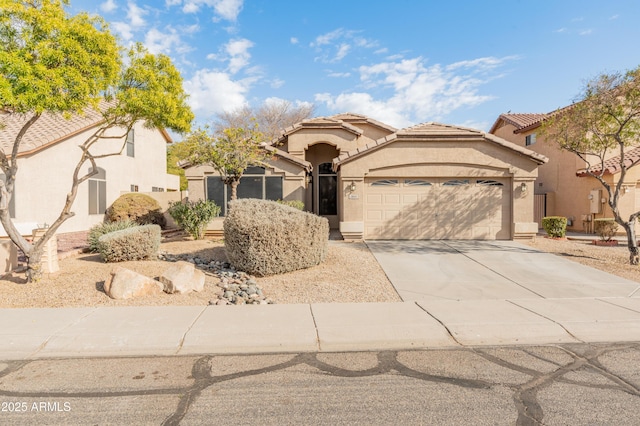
[186,113,547,240]
[0,108,179,235]
[489,112,640,232]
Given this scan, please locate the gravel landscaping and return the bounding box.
[0,235,401,308]
[1,234,639,309]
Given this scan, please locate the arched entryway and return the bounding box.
[305,143,340,228]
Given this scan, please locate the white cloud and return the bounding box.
[100,0,117,12]
[554,28,567,33]
[127,1,147,27]
[311,28,381,63]
[315,55,516,128]
[312,28,345,46]
[172,0,243,21]
[112,21,134,41]
[225,38,254,74]
[145,27,192,55]
[374,47,388,55]
[579,29,593,36]
[609,14,619,20]
[328,72,351,78]
[184,69,250,118]
[290,37,299,45]
[270,79,285,89]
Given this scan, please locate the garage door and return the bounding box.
[364,178,511,240]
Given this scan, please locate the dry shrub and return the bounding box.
[97,224,161,262]
[107,193,166,228]
[224,199,329,276]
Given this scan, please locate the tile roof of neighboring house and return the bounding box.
[576,147,640,176]
[334,122,548,168]
[0,102,172,157]
[488,113,547,134]
[269,116,364,146]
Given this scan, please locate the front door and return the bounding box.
[317,162,338,227]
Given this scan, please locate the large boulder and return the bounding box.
[104,267,163,300]
[160,261,205,294]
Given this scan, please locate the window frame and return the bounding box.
[88,167,107,215]
[126,129,135,157]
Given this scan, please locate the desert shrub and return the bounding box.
[276,199,304,210]
[542,216,567,238]
[87,219,136,252]
[97,224,161,262]
[107,193,166,228]
[594,218,619,241]
[224,199,329,276]
[168,199,220,239]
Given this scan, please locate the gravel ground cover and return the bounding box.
[0,236,401,308]
[524,237,640,283]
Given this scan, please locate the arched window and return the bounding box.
[88,167,106,215]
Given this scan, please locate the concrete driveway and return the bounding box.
[367,240,640,301]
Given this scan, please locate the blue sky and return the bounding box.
[70,0,640,133]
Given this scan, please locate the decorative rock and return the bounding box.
[104,267,164,300]
[160,261,205,294]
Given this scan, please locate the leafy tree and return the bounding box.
[214,99,315,140]
[541,66,640,264]
[185,125,271,200]
[0,0,193,281]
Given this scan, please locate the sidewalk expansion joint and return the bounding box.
[628,286,640,298]
[414,301,463,347]
[598,297,640,314]
[441,241,546,299]
[175,306,208,355]
[308,305,322,352]
[31,307,99,358]
[506,300,584,343]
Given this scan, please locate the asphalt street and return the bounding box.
[1,343,639,425]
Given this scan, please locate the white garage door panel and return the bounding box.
[364,177,510,240]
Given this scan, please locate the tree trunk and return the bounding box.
[230,180,238,201]
[25,248,44,283]
[622,221,639,265]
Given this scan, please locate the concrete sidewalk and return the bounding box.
[2,297,640,360]
[3,239,640,360]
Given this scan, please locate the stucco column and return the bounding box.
[338,176,364,240]
[512,178,538,240]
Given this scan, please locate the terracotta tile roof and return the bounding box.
[576,147,640,176]
[269,116,363,146]
[329,112,397,133]
[488,113,547,134]
[334,122,548,168]
[261,144,312,172]
[0,101,173,157]
[0,106,106,156]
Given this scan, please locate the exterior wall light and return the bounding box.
[349,182,357,192]
[520,182,528,194]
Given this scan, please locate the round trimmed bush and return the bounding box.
[87,219,137,252]
[97,224,161,262]
[224,199,329,276]
[107,193,166,228]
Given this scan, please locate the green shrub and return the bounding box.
[107,193,166,228]
[224,199,329,276]
[594,218,619,241]
[542,216,568,238]
[87,219,136,252]
[276,199,304,210]
[97,224,161,262]
[168,199,220,239]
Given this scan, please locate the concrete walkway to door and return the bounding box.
[367,240,640,345]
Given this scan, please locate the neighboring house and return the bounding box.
[489,112,640,232]
[0,107,180,235]
[186,113,547,240]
